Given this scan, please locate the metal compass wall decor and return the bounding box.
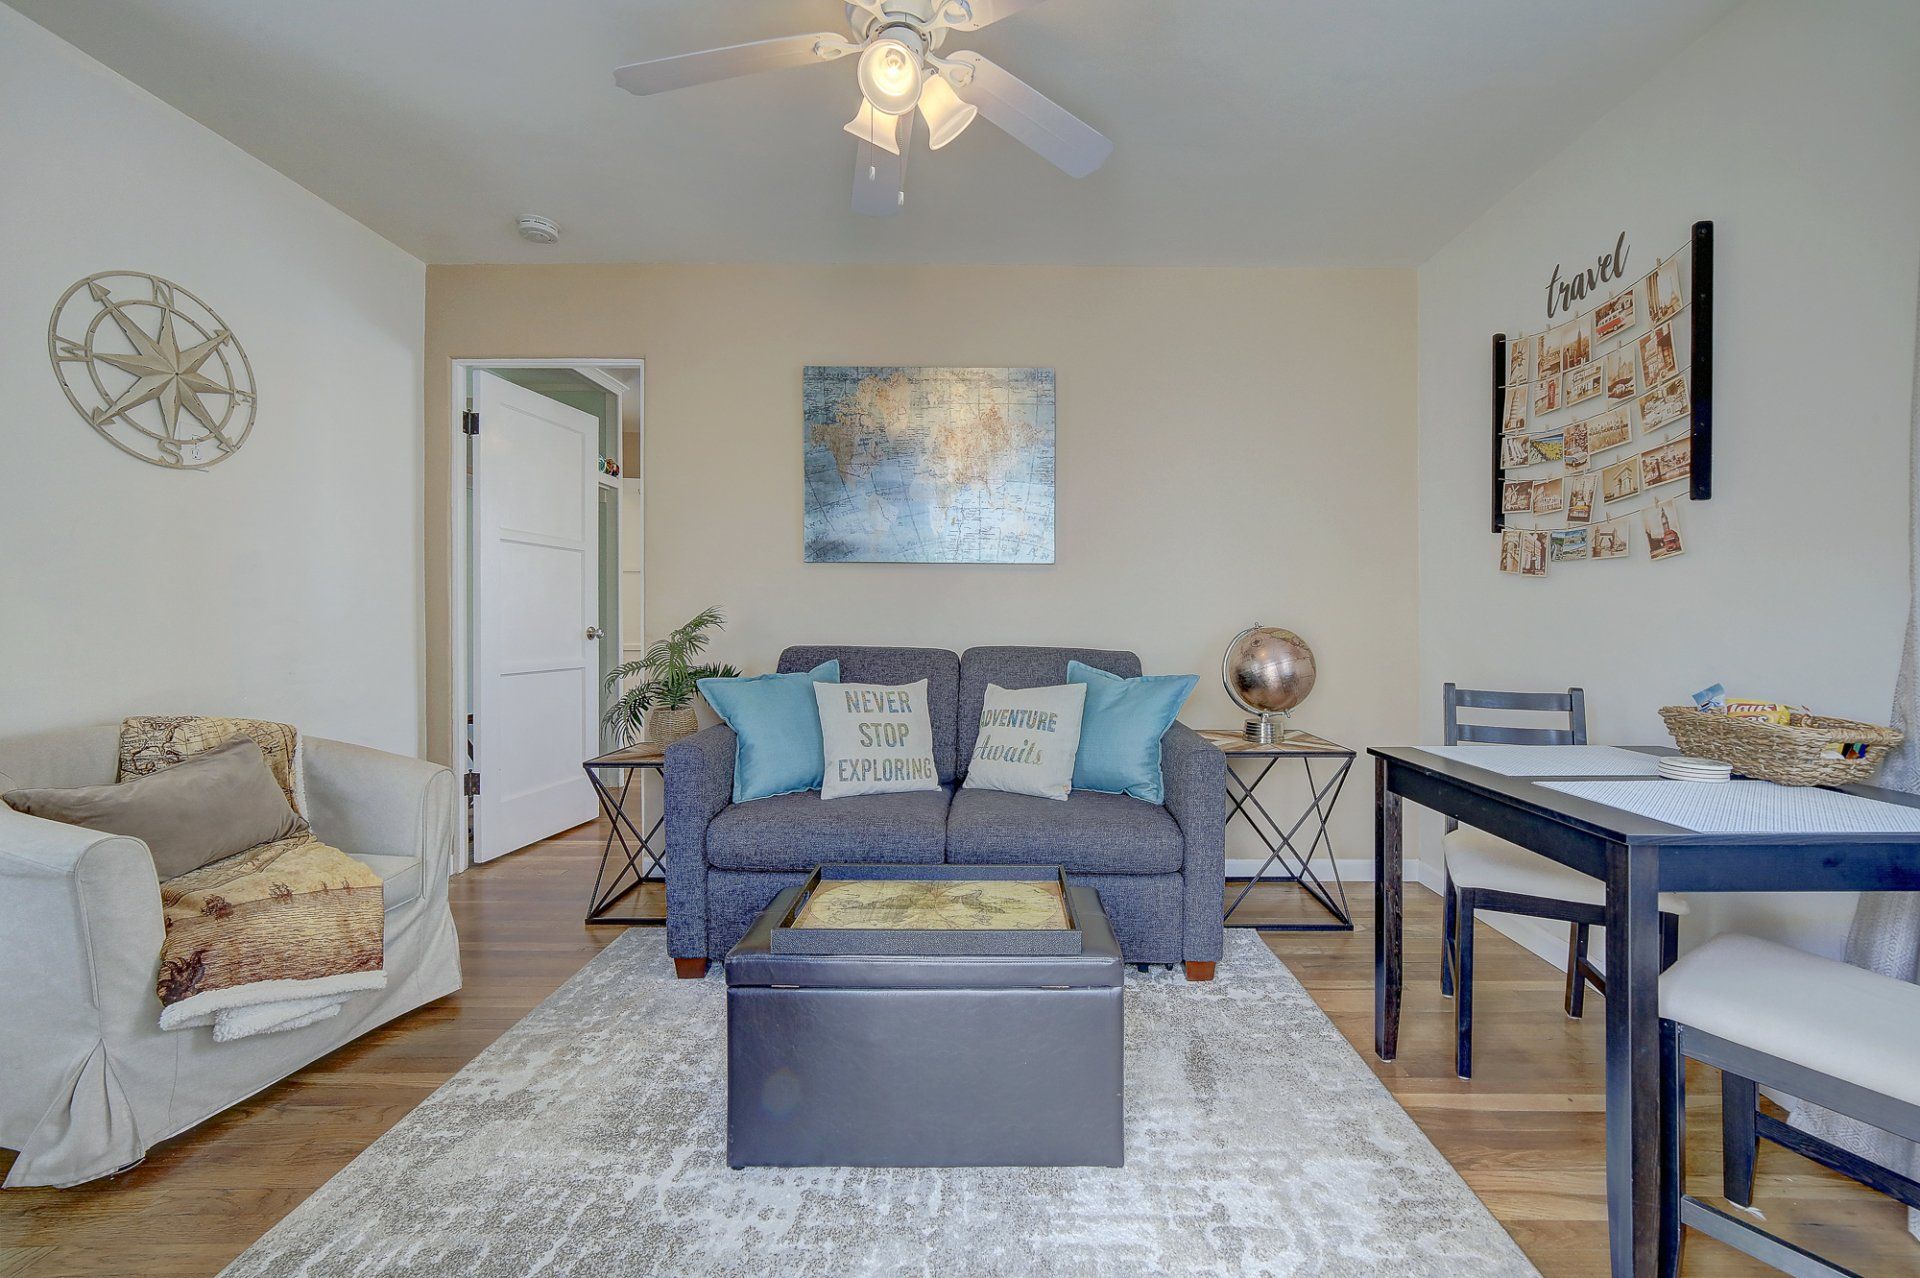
[47,271,256,470]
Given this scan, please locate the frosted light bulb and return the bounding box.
[857,27,925,116]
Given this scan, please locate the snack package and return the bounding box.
[1690,683,1726,712]
[1724,699,1795,724]
[1820,741,1872,761]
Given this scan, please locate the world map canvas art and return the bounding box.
[803,365,1056,563]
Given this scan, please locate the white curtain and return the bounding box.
[1784,267,1920,1238]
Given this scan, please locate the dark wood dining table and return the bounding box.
[1369,745,1920,1277]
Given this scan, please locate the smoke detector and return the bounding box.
[515,214,560,244]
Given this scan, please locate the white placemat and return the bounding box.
[1540,779,1920,834]
[1418,744,1666,776]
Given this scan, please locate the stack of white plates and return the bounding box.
[1659,755,1733,783]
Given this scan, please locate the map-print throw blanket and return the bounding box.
[123,717,387,1042]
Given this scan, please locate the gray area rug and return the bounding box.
[221,930,1537,1277]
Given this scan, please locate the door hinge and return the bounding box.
[461,410,480,436]
[463,771,480,797]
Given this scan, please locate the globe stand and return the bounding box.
[1243,711,1287,745]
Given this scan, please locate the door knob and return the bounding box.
[585,626,605,640]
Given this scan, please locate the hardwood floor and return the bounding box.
[3,821,1915,1276]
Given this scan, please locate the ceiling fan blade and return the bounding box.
[933,0,1051,32]
[852,111,911,216]
[614,32,848,96]
[941,51,1111,178]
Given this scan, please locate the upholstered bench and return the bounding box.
[1658,933,1920,1276]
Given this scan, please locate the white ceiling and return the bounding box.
[7,0,1740,267]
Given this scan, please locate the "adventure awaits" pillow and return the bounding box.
[962,682,1087,801]
[815,679,941,801]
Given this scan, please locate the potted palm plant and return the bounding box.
[602,605,741,746]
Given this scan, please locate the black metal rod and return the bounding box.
[1690,220,1713,500]
[1492,333,1508,532]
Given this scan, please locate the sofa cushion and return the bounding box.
[957,647,1140,771]
[706,786,952,871]
[946,787,1183,875]
[351,853,421,914]
[780,646,962,784]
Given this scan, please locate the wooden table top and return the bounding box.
[1197,728,1353,758]
[586,741,668,767]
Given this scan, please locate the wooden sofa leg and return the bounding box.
[1184,961,1215,982]
[673,958,709,979]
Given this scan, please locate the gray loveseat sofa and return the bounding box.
[0,726,462,1188]
[664,645,1227,979]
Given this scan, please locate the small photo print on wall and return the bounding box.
[1647,257,1684,325]
[1531,476,1565,515]
[1503,384,1530,434]
[1605,349,1637,401]
[1601,455,1642,503]
[1565,361,1603,407]
[1641,495,1687,561]
[1501,433,1530,468]
[1534,331,1562,382]
[1550,528,1591,562]
[1554,314,1593,372]
[1591,516,1632,560]
[1582,404,1628,454]
[1566,472,1598,524]
[1594,288,1637,340]
[1526,430,1565,465]
[1638,322,1679,385]
[1639,437,1692,489]
[1533,373,1563,415]
[1562,421,1591,472]
[1587,406,1634,453]
[1502,478,1535,513]
[1638,374,1691,432]
[1499,529,1549,577]
[1507,339,1530,385]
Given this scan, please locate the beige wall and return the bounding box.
[1416,0,1920,958]
[2,9,425,754]
[426,264,1418,861]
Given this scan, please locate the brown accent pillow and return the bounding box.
[4,736,308,879]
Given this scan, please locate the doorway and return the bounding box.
[449,359,643,868]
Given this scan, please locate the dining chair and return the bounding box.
[1659,933,1920,1276]
[1441,683,1687,1078]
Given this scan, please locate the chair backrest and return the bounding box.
[956,646,1141,775]
[1442,683,1587,746]
[777,646,962,784]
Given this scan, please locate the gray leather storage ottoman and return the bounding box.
[726,883,1124,1169]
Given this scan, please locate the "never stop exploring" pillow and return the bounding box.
[962,682,1087,801]
[815,679,941,800]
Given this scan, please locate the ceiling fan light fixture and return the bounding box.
[842,98,904,155]
[856,25,925,115]
[917,73,978,150]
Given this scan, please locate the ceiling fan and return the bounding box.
[613,0,1112,216]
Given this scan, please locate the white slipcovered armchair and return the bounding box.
[0,725,462,1188]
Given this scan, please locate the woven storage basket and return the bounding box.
[1658,706,1904,787]
[644,705,700,747]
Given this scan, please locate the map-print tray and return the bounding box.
[769,864,1083,958]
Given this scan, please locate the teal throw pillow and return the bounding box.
[1066,660,1198,804]
[698,661,841,803]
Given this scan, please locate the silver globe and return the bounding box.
[1222,627,1317,742]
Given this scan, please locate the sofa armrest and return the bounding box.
[664,724,737,959]
[303,737,457,885]
[0,805,165,1185]
[1160,722,1226,963]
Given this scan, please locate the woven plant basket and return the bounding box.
[644,705,700,747]
[1658,705,1904,787]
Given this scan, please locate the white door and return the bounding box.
[471,371,601,861]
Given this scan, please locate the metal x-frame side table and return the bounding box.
[1202,728,1357,932]
[582,741,668,925]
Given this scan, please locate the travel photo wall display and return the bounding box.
[1491,222,1713,577]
